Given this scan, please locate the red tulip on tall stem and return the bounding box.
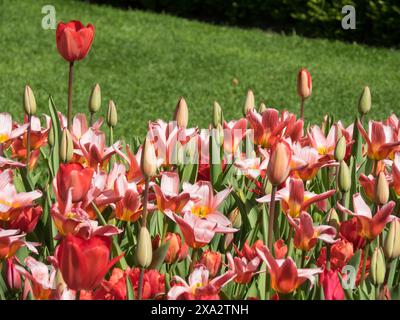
[56,21,95,130]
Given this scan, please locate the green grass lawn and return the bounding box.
[1,0,400,139]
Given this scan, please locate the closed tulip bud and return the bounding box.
[259,102,267,113]
[327,207,340,230]
[243,89,255,116]
[229,208,242,229]
[215,123,224,146]
[48,124,55,147]
[174,97,188,128]
[384,219,400,259]
[371,247,385,285]
[137,226,153,268]
[23,85,37,116]
[334,136,346,162]
[212,101,223,128]
[267,141,291,186]
[60,128,73,163]
[88,83,101,113]
[338,161,351,193]
[297,68,312,100]
[375,172,389,205]
[140,137,157,178]
[199,250,222,278]
[107,100,118,128]
[358,86,371,115]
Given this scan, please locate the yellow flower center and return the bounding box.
[191,206,209,218]
[192,282,203,294]
[0,134,9,143]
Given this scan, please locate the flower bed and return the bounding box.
[0,20,399,301]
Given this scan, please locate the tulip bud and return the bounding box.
[23,85,37,116]
[137,226,153,268]
[334,136,346,162]
[199,250,222,278]
[212,101,223,128]
[59,128,73,163]
[338,161,351,193]
[267,141,291,186]
[88,83,101,113]
[371,247,386,285]
[358,86,371,115]
[215,123,224,147]
[229,207,242,229]
[384,219,400,259]
[297,68,312,100]
[375,172,389,205]
[327,207,340,230]
[259,102,267,113]
[174,97,188,128]
[48,124,55,147]
[107,100,118,128]
[140,137,157,178]
[243,89,255,116]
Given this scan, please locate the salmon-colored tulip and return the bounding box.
[257,178,335,218]
[287,212,337,251]
[199,250,222,278]
[267,140,291,185]
[0,228,38,260]
[56,21,94,62]
[357,120,400,160]
[297,68,312,100]
[226,252,261,284]
[257,245,321,294]
[223,119,247,154]
[337,193,395,240]
[153,232,188,264]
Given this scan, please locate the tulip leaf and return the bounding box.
[149,241,170,271]
[0,273,7,300]
[387,258,398,289]
[126,276,135,300]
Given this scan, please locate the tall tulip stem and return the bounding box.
[268,185,277,249]
[360,243,369,287]
[67,62,75,131]
[138,267,145,300]
[26,114,32,170]
[299,98,305,120]
[141,178,150,228]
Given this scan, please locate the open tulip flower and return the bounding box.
[167,265,235,300]
[357,120,400,160]
[256,246,322,295]
[257,178,335,218]
[3,18,400,302]
[337,193,396,240]
[286,212,337,251]
[151,171,191,213]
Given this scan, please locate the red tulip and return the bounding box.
[56,234,121,291]
[8,206,42,233]
[56,163,94,203]
[320,269,345,300]
[56,21,94,62]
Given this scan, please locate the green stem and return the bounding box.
[299,98,305,120]
[268,185,277,250]
[26,114,31,170]
[360,243,369,287]
[138,268,145,300]
[190,248,199,272]
[67,62,74,131]
[90,112,94,127]
[141,178,150,228]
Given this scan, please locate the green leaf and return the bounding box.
[126,276,135,300]
[149,241,170,271]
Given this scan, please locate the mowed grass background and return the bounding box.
[1,0,400,139]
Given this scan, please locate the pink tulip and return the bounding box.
[165,211,237,248]
[167,265,235,300]
[226,252,261,284]
[0,228,38,260]
[246,109,286,148]
[307,125,337,157]
[337,193,395,240]
[181,180,232,227]
[152,171,191,213]
[286,212,337,251]
[256,245,322,294]
[357,120,400,160]
[0,113,29,145]
[223,119,247,154]
[257,178,335,218]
